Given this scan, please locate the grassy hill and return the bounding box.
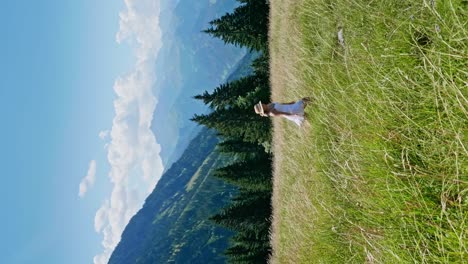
[269,0,467,263]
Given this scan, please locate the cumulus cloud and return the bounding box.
[99,130,110,140]
[79,160,97,198]
[93,0,164,263]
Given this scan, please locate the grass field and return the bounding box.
[269,0,467,263]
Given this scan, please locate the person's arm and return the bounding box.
[269,108,294,116]
[267,103,291,116]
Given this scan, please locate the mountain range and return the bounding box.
[151,0,247,168]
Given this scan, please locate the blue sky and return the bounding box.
[0,0,157,263]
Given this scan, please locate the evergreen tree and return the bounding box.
[195,2,274,261]
[214,154,272,191]
[218,138,263,154]
[210,190,271,235]
[217,138,267,160]
[203,0,269,51]
[215,189,272,263]
[191,106,271,145]
[193,75,259,110]
[251,53,270,77]
[226,231,271,264]
[225,244,269,264]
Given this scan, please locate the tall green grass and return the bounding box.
[269,0,467,263]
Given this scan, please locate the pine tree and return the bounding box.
[203,0,269,51]
[193,75,259,110]
[195,2,274,262]
[214,154,272,191]
[191,106,271,145]
[210,190,271,235]
[217,138,267,160]
[226,231,271,264]
[217,138,263,154]
[251,53,270,77]
[217,189,272,263]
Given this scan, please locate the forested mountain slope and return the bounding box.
[109,128,235,264]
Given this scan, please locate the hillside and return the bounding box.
[270,0,467,263]
[108,128,236,264]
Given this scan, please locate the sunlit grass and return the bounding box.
[269,0,467,263]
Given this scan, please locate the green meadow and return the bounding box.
[269,0,467,263]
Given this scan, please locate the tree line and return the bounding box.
[192,0,272,262]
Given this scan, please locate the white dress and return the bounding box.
[271,100,305,126]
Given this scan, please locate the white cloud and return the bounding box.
[93,0,164,263]
[99,130,110,140]
[94,201,109,233]
[79,160,97,198]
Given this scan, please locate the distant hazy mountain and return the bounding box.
[152,0,247,168]
[109,128,236,264]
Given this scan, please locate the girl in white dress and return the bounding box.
[254,97,311,126]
